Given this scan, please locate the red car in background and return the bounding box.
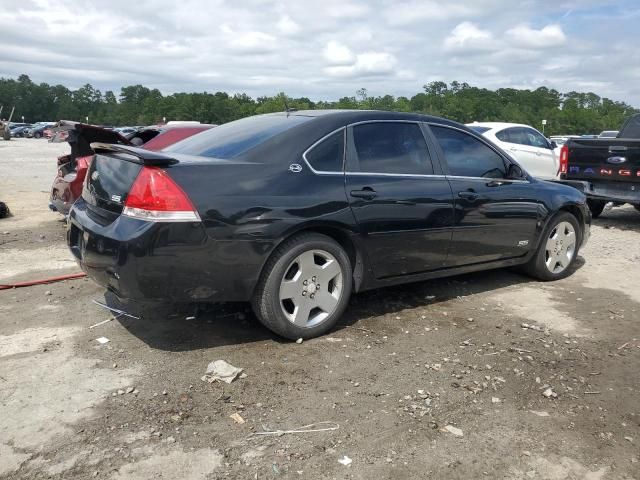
[49,121,214,215]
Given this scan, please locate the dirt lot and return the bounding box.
[1,138,639,479]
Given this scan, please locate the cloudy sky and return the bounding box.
[1,0,639,105]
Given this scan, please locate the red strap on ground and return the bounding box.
[0,272,87,290]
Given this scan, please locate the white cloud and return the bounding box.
[276,15,301,35]
[221,26,278,54]
[323,41,356,66]
[505,24,567,48]
[324,52,397,78]
[444,22,496,52]
[386,0,479,25]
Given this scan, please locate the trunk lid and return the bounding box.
[82,145,180,224]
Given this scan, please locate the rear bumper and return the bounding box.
[559,177,640,204]
[67,199,270,303]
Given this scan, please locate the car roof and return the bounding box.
[466,122,534,131]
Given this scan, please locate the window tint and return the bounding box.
[431,126,506,178]
[352,122,433,175]
[164,114,312,159]
[305,130,344,172]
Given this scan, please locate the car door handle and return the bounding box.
[458,191,480,201]
[350,188,377,200]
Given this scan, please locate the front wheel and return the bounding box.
[252,233,353,340]
[522,212,581,281]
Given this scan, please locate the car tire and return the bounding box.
[522,211,581,281]
[587,199,605,219]
[252,233,353,340]
[34,132,42,139]
[634,205,640,213]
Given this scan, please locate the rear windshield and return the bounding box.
[468,126,490,134]
[164,114,312,159]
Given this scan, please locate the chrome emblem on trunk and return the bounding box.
[289,164,302,173]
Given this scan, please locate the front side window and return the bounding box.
[430,125,507,179]
[305,130,344,172]
[351,122,433,175]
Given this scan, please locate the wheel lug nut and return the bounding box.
[302,291,306,296]
[312,276,316,281]
[310,293,315,299]
[303,280,308,285]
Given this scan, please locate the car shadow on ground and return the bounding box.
[593,207,640,233]
[106,257,585,352]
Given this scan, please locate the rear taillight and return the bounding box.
[559,145,569,174]
[123,166,200,222]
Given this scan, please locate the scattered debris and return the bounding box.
[201,360,244,384]
[618,342,630,350]
[250,422,339,437]
[444,425,464,437]
[92,299,140,320]
[530,411,550,417]
[521,323,544,332]
[584,391,601,395]
[624,436,633,442]
[492,397,501,404]
[95,337,110,344]
[338,456,352,466]
[296,338,303,344]
[230,412,245,424]
[88,318,114,329]
[542,388,557,398]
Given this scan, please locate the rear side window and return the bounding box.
[164,114,312,159]
[351,122,433,175]
[431,125,506,178]
[305,130,344,172]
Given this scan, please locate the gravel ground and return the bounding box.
[1,138,639,479]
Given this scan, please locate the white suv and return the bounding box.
[467,122,559,180]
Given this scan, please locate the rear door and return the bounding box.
[345,121,454,278]
[428,124,540,266]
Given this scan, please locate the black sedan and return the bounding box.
[67,110,590,339]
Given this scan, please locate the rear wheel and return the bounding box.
[252,233,352,340]
[522,212,581,281]
[587,199,605,219]
[34,132,42,139]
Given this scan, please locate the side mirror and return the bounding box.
[549,140,557,149]
[507,163,525,180]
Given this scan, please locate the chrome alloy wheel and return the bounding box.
[544,221,576,274]
[279,249,344,327]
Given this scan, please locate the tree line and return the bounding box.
[1,74,636,135]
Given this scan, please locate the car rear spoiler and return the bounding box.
[50,120,132,146]
[90,142,179,166]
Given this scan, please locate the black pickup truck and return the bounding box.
[559,113,640,218]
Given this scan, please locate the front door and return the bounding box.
[428,124,541,267]
[345,121,454,278]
